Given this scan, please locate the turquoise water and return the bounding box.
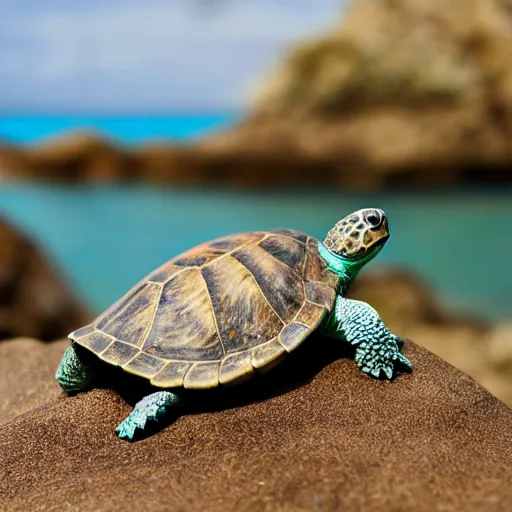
[0,184,510,322]
[0,114,239,145]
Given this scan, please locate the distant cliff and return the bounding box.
[2,0,512,188]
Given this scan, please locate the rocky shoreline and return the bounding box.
[0,120,511,190]
[2,0,512,189]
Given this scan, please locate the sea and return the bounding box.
[0,115,511,322]
[0,114,240,145]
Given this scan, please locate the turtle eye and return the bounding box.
[364,210,382,227]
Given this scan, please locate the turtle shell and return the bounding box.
[70,229,340,389]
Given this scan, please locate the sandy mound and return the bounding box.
[1,337,511,511]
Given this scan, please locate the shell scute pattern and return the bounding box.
[97,282,161,347]
[150,361,192,388]
[251,338,286,370]
[279,323,311,351]
[219,351,254,385]
[201,255,282,353]
[143,268,223,361]
[271,228,309,244]
[102,341,139,366]
[295,301,327,326]
[232,245,304,324]
[124,353,166,378]
[183,362,219,389]
[77,331,112,354]
[70,230,339,389]
[258,235,307,275]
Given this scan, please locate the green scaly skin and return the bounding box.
[115,391,181,441]
[317,242,412,379]
[55,345,96,393]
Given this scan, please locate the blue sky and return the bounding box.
[0,0,342,113]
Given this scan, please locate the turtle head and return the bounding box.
[321,208,389,279]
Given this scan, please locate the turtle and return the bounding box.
[56,208,412,441]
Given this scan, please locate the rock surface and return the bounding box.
[1,337,511,511]
[0,216,90,341]
[199,0,512,189]
[0,132,137,183]
[349,268,512,406]
[2,0,512,188]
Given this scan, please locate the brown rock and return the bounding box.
[2,0,512,188]
[488,324,512,368]
[348,267,463,330]
[481,324,512,404]
[0,216,90,341]
[0,338,64,424]
[0,142,26,180]
[234,0,512,188]
[132,144,222,186]
[12,132,137,183]
[1,337,511,511]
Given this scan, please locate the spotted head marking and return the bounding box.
[323,208,389,263]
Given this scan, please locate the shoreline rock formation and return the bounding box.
[2,0,512,188]
[1,337,511,511]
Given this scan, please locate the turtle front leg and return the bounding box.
[115,391,181,441]
[56,344,96,393]
[326,296,412,379]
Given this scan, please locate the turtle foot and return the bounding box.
[115,417,140,441]
[56,345,95,393]
[115,391,181,441]
[355,335,412,380]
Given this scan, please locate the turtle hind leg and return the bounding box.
[115,391,181,442]
[56,344,96,393]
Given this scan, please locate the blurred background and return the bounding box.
[0,0,511,402]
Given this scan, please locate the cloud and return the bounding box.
[0,0,340,111]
